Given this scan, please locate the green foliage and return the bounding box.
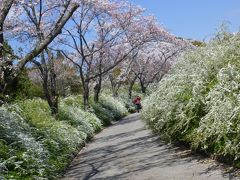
[142,32,240,165]
[191,40,206,47]
[70,83,83,95]
[6,70,44,101]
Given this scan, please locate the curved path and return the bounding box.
[62,114,239,180]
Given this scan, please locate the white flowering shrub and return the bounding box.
[142,32,240,166]
[190,65,240,159]
[60,95,84,108]
[0,97,103,179]
[0,93,128,178]
[10,99,85,178]
[16,99,84,150]
[59,97,102,137]
[99,94,128,119]
[91,102,115,126]
[0,106,48,179]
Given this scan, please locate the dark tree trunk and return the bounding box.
[0,0,14,57]
[94,51,103,103]
[83,80,90,110]
[141,86,146,94]
[48,50,58,115]
[140,80,147,94]
[36,50,58,116]
[46,96,58,116]
[0,25,14,97]
[128,75,138,99]
[112,89,118,97]
[42,79,58,116]
[43,83,58,116]
[94,76,102,103]
[109,75,120,97]
[0,0,15,98]
[111,82,119,97]
[42,73,58,116]
[0,24,3,57]
[49,96,58,116]
[0,23,5,94]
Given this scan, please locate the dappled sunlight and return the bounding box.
[63,114,235,180]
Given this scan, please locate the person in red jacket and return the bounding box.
[133,95,142,112]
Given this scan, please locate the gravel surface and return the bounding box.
[62,114,239,180]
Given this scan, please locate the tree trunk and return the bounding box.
[50,96,58,116]
[140,80,147,94]
[0,22,5,94]
[0,2,78,98]
[48,50,58,116]
[0,24,14,97]
[112,89,118,97]
[112,83,119,97]
[0,0,15,98]
[94,76,102,103]
[42,74,58,116]
[0,0,14,57]
[128,75,138,99]
[141,86,146,94]
[83,80,90,110]
[0,24,3,58]
[47,97,58,116]
[47,96,58,116]
[36,50,58,116]
[109,75,118,97]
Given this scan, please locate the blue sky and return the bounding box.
[131,0,240,41]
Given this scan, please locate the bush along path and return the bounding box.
[142,32,240,168]
[0,95,128,179]
[62,114,238,180]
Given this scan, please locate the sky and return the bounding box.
[131,0,240,41]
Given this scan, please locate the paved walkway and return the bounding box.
[62,114,239,180]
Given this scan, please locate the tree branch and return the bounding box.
[15,3,79,74]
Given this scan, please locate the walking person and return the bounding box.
[133,95,142,113]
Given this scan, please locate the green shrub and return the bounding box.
[7,70,44,101]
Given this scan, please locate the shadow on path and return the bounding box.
[62,114,239,180]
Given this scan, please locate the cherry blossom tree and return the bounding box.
[0,0,79,107]
[129,39,193,95]
[106,14,182,98]
[0,0,15,101]
[28,51,79,96]
[0,0,193,114]
[59,1,153,108]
